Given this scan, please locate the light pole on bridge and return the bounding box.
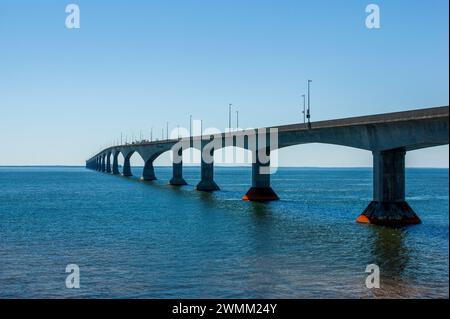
[307,80,312,129]
[302,94,306,124]
[228,103,232,132]
[166,122,169,141]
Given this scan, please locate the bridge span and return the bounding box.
[86,106,449,227]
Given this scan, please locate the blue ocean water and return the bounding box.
[0,166,448,299]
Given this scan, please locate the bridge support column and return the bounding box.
[101,156,106,172]
[243,150,279,201]
[196,139,220,192]
[106,154,111,173]
[112,153,120,175]
[123,155,132,177]
[96,158,100,171]
[357,148,420,226]
[142,160,156,181]
[170,149,187,186]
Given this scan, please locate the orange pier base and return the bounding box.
[356,201,421,227]
[243,187,280,202]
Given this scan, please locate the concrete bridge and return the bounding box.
[86,106,449,227]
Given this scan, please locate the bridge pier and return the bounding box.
[142,159,157,181]
[196,139,220,192]
[96,158,100,171]
[123,154,133,177]
[101,155,106,172]
[106,153,111,173]
[170,149,187,186]
[112,153,120,175]
[357,148,421,226]
[243,150,279,201]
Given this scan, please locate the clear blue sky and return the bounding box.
[0,0,448,167]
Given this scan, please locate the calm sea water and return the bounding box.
[0,166,448,299]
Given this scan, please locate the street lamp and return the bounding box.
[307,80,312,128]
[302,94,306,124]
[236,110,239,131]
[166,122,169,140]
[228,103,232,131]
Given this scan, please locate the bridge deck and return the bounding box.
[88,106,449,160]
[275,105,449,132]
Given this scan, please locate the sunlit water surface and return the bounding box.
[0,167,448,298]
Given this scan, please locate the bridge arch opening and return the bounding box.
[128,152,144,167]
[153,150,172,167]
[214,146,253,168]
[127,151,145,177]
[115,152,125,174]
[274,143,372,168]
[274,143,449,226]
[248,143,373,205]
[150,148,202,184]
[149,150,173,182]
[405,145,449,168]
